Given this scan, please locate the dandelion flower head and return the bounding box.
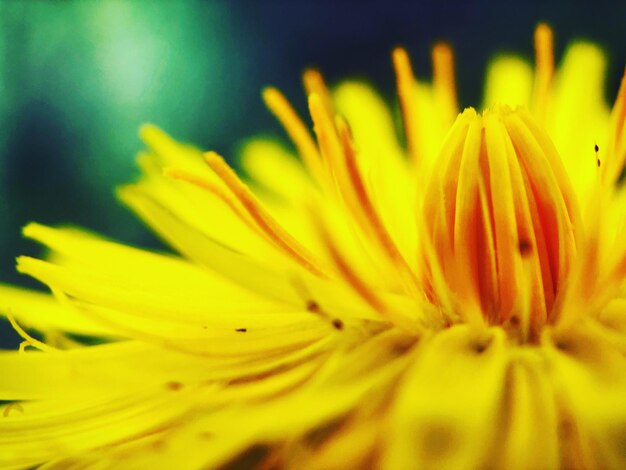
[1,23,626,469]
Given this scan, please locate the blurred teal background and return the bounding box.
[1,0,625,347]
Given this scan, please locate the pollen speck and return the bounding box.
[306,300,321,313]
[518,239,533,256]
[166,381,184,391]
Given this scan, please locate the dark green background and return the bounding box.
[1,0,625,347]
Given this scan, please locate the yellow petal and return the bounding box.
[0,284,117,337]
[0,341,209,400]
[21,224,292,323]
[332,82,418,260]
[543,326,626,468]
[498,350,559,470]
[240,138,315,203]
[383,325,508,469]
[548,43,610,203]
[483,56,533,109]
[0,387,190,469]
[101,343,402,469]
[118,186,304,304]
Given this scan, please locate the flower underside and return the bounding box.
[1,23,626,470]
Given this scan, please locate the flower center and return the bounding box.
[423,106,581,336]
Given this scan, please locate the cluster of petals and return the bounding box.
[1,24,626,469]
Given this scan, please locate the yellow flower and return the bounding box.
[1,23,626,469]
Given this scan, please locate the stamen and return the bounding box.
[420,111,475,323]
[303,68,334,116]
[424,108,578,334]
[476,170,499,323]
[518,166,556,316]
[336,117,420,294]
[432,42,459,127]
[7,312,56,352]
[453,118,484,309]
[553,228,601,329]
[308,93,348,188]
[205,152,327,278]
[309,90,422,296]
[164,168,260,234]
[262,87,324,181]
[517,255,536,342]
[532,23,554,123]
[505,112,579,289]
[2,402,24,418]
[317,222,421,332]
[392,47,420,163]
[482,116,542,328]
